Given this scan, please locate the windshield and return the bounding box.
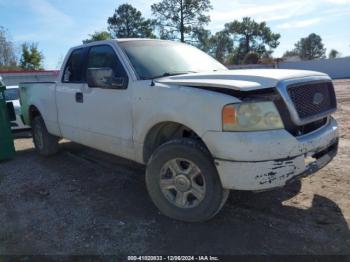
[4,88,19,101]
[119,40,227,80]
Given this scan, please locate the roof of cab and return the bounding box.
[72,38,171,50]
[116,38,162,42]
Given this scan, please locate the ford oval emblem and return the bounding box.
[313,92,324,105]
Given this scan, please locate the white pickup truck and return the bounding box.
[19,39,339,222]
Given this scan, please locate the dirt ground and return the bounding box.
[0,80,349,256]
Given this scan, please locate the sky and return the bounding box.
[0,0,349,69]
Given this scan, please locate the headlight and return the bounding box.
[222,101,284,131]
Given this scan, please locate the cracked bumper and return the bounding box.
[204,117,339,191]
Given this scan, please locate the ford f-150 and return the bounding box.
[19,39,339,222]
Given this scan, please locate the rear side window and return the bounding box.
[63,49,84,83]
[86,45,127,78]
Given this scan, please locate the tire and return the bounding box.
[32,116,59,156]
[146,138,229,222]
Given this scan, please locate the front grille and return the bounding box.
[288,81,336,119]
[296,117,328,136]
[274,96,329,137]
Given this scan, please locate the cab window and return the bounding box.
[86,45,127,79]
[63,48,84,83]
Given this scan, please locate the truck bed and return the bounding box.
[19,82,59,133]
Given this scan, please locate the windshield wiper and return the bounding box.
[148,71,198,80]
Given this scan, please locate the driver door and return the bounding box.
[57,44,134,159]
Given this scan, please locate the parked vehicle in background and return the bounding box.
[4,86,30,130]
[19,39,339,222]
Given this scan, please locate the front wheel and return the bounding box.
[146,139,229,222]
[32,116,59,156]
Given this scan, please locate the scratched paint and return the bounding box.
[216,155,306,190]
[255,159,299,185]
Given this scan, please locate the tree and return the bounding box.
[243,52,259,64]
[191,28,233,64]
[20,42,44,70]
[225,51,240,65]
[328,49,340,59]
[83,31,112,44]
[0,26,18,69]
[260,53,274,64]
[192,28,212,52]
[294,33,326,60]
[108,4,155,38]
[225,17,280,64]
[151,0,212,43]
[208,31,233,63]
[282,50,300,59]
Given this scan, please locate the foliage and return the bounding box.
[294,33,326,60]
[108,4,155,38]
[208,31,233,63]
[328,49,340,59]
[282,50,300,59]
[0,26,18,69]
[242,51,260,64]
[192,28,212,52]
[83,31,112,44]
[225,51,240,65]
[191,28,233,64]
[20,42,44,70]
[225,17,280,64]
[259,54,274,65]
[151,0,212,43]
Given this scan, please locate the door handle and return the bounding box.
[75,92,83,103]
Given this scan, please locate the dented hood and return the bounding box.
[155,69,328,91]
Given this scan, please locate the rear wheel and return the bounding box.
[32,116,59,156]
[146,139,229,222]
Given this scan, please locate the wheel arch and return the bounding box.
[28,105,42,125]
[142,121,210,164]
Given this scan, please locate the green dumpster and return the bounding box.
[0,76,15,161]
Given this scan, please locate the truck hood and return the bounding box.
[155,69,328,91]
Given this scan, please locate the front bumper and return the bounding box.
[203,117,339,191]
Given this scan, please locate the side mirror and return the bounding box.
[87,68,127,89]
